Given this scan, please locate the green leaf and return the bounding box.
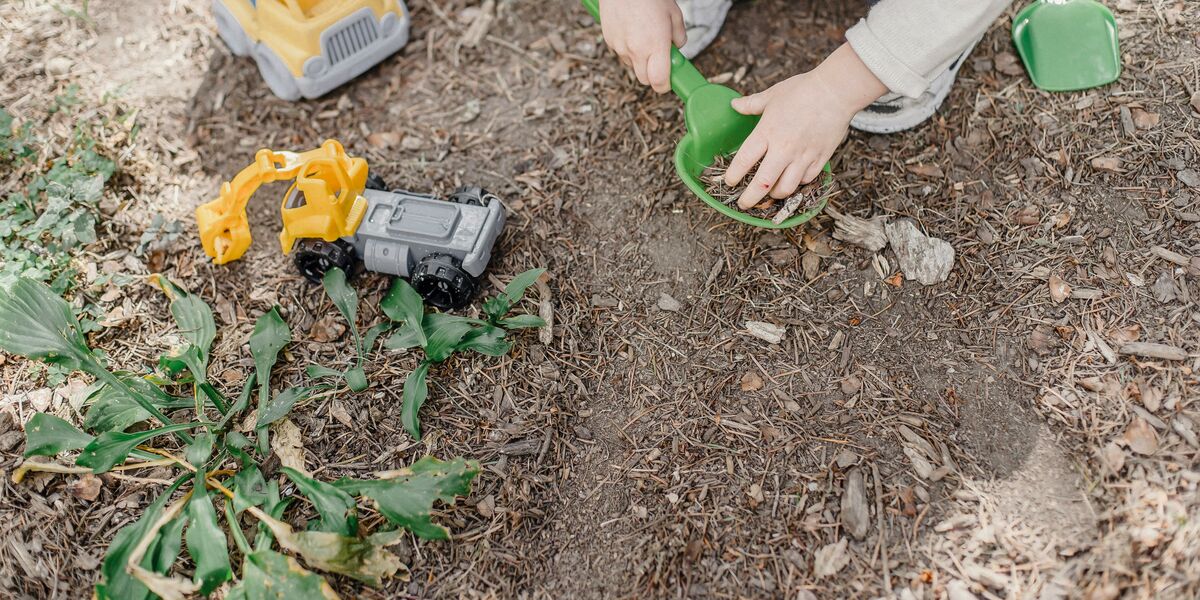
[185,478,232,594]
[225,550,338,600]
[280,467,358,536]
[362,321,392,356]
[381,278,427,347]
[253,481,291,551]
[255,513,405,586]
[217,374,256,432]
[400,362,430,440]
[305,364,343,379]
[0,277,94,370]
[457,325,513,357]
[382,326,425,351]
[84,374,193,433]
[158,344,209,385]
[334,456,481,540]
[322,268,362,352]
[232,462,269,514]
[150,275,216,364]
[249,308,290,453]
[76,422,199,473]
[151,515,187,574]
[185,432,214,467]
[498,314,547,330]
[249,308,290,399]
[256,387,310,428]
[481,296,509,323]
[95,475,189,600]
[23,413,93,457]
[344,367,368,392]
[420,313,479,362]
[503,268,545,305]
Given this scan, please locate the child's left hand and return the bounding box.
[724,43,888,209]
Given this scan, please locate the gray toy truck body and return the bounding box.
[288,183,505,309]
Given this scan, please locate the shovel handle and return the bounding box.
[579,0,710,103]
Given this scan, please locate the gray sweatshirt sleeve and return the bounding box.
[845,0,1012,98]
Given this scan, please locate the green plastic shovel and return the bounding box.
[580,0,828,229]
[1012,0,1121,92]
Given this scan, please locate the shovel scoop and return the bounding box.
[580,0,828,229]
[1012,0,1121,92]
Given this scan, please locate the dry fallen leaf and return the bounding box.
[67,474,102,501]
[1191,91,1200,115]
[1099,442,1125,474]
[907,163,944,178]
[1110,324,1141,344]
[366,131,401,148]
[1130,108,1160,129]
[745,321,786,344]
[1123,418,1159,455]
[1048,275,1072,303]
[310,314,347,343]
[1012,205,1041,226]
[801,252,820,281]
[1139,381,1162,412]
[329,400,353,428]
[740,372,764,392]
[1091,157,1123,173]
[994,51,1023,76]
[814,538,850,578]
[1029,326,1060,356]
[272,418,309,476]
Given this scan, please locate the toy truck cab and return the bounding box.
[212,0,410,100]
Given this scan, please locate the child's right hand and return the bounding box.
[599,0,686,94]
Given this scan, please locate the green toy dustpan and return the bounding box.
[580,0,829,229]
[1012,0,1121,91]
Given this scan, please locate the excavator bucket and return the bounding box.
[195,140,368,265]
[197,183,254,264]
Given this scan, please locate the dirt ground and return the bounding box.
[1,0,1198,598]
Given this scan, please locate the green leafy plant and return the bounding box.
[0,104,117,295]
[0,276,480,598]
[382,268,547,439]
[304,268,385,393]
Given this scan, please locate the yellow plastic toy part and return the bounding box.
[195,139,369,265]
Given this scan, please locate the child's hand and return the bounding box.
[725,44,888,209]
[599,0,686,94]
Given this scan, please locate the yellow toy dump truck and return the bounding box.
[212,0,410,100]
[196,140,506,309]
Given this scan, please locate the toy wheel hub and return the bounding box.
[411,253,478,310]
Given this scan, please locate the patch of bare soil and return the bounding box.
[2,0,1199,599]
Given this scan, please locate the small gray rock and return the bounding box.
[656,292,683,312]
[1179,169,1200,189]
[885,219,955,285]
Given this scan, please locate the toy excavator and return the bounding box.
[196,140,505,309]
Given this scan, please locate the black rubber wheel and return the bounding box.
[294,238,356,283]
[365,172,388,192]
[447,186,492,207]
[410,253,478,310]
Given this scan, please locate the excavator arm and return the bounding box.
[196,139,369,264]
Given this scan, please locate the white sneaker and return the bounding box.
[850,36,982,134]
[676,0,731,58]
